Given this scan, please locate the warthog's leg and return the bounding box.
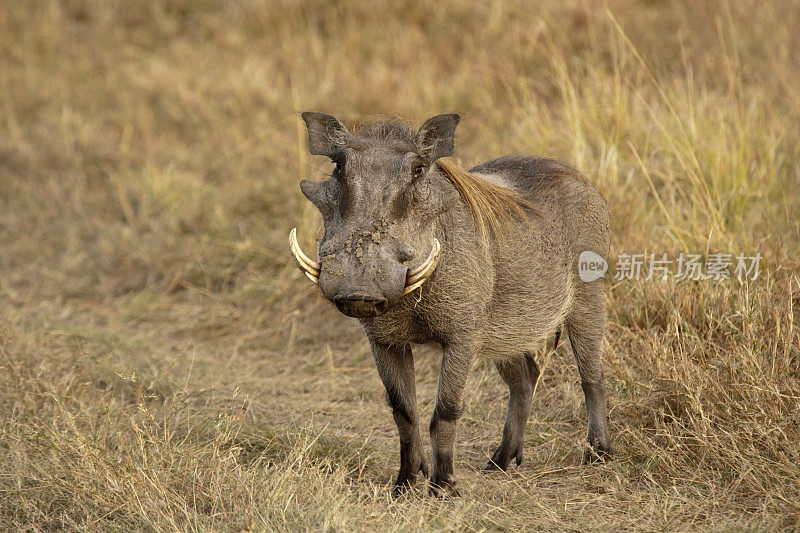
[370,341,428,494]
[429,343,473,497]
[484,351,539,471]
[566,288,612,462]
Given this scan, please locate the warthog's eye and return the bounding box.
[413,164,427,179]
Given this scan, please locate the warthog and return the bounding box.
[290,112,611,496]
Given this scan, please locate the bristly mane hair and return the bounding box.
[355,119,532,239]
[436,157,533,241]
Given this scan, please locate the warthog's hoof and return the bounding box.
[582,440,612,464]
[429,479,460,498]
[391,456,429,496]
[482,441,524,472]
[391,483,417,497]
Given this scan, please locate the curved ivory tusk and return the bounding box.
[407,238,440,277]
[289,228,320,283]
[406,238,440,284]
[301,270,319,283]
[402,238,441,296]
[402,276,429,295]
[289,228,321,272]
[406,257,435,286]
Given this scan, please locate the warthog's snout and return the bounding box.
[308,232,410,318]
[289,229,442,317]
[333,291,390,318]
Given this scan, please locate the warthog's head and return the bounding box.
[290,112,463,318]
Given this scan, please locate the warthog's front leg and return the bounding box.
[370,341,428,494]
[429,342,474,497]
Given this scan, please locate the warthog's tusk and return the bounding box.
[289,228,320,283]
[402,239,441,296]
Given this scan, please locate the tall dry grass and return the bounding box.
[1,0,799,530]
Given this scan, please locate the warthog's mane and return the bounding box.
[435,157,534,240]
[354,119,533,239]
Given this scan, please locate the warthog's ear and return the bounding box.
[301,111,352,158]
[414,113,461,161]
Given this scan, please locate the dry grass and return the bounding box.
[1,0,799,530]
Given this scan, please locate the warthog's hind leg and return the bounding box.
[484,351,539,471]
[566,288,612,463]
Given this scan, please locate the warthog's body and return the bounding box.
[365,155,602,358]
[293,113,611,496]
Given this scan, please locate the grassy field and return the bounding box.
[2,0,799,530]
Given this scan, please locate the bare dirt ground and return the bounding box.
[2,1,799,530]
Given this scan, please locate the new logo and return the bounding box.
[578,251,608,282]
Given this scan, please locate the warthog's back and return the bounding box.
[470,154,610,261]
